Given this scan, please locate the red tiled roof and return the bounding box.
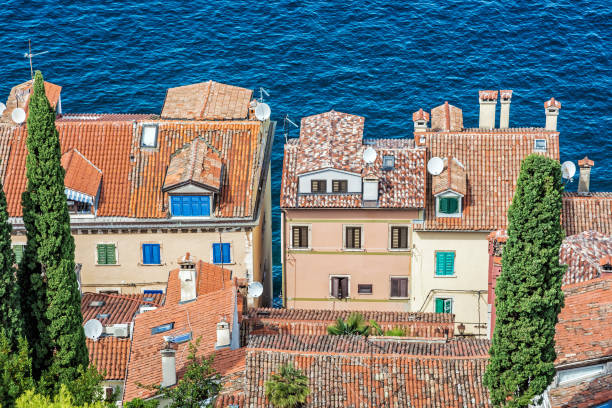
[430,102,463,131]
[0,80,61,123]
[554,276,612,367]
[0,118,266,219]
[548,373,612,408]
[479,90,498,101]
[416,129,560,231]
[215,392,245,408]
[562,192,612,236]
[412,108,429,122]
[245,336,491,407]
[57,113,156,122]
[281,110,426,209]
[250,308,453,323]
[81,292,163,325]
[545,97,562,109]
[163,138,223,192]
[432,156,467,196]
[61,149,102,198]
[87,337,130,380]
[165,260,232,305]
[559,231,612,285]
[161,81,252,120]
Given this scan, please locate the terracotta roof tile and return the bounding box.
[562,192,612,236]
[545,97,562,109]
[165,260,232,305]
[559,231,612,285]
[61,149,102,198]
[87,337,131,380]
[81,292,163,325]
[215,392,245,407]
[432,156,467,196]
[412,108,430,122]
[163,138,223,192]
[430,101,463,131]
[548,373,612,408]
[1,80,61,123]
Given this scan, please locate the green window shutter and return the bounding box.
[448,198,458,213]
[105,244,116,264]
[435,298,444,313]
[13,245,24,264]
[436,252,444,275]
[444,299,453,313]
[97,244,107,265]
[447,252,455,275]
[436,252,455,276]
[440,198,449,213]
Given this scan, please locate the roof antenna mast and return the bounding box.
[24,40,49,80]
[259,87,270,103]
[283,114,298,143]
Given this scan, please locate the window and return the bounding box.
[345,226,361,249]
[558,364,606,385]
[96,313,110,320]
[435,298,453,313]
[357,284,372,294]
[141,124,158,147]
[390,277,408,298]
[12,244,25,264]
[439,197,459,214]
[332,179,348,193]
[390,226,409,249]
[435,251,455,276]
[151,322,174,335]
[96,244,117,265]
[311,180,327,193]
[291,226,309,249]
[330,276,349,299]
[67,201,92,214]
[590,400,611,408]
[170,195,211,216]
[212,243,231,264]
[143,289,164,294]
[382,155,395,170]
[534,139,547,152]
[142,244,161,265]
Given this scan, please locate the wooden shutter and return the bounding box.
[301,227,308,248]
[346,228,353,248]
[440,197,449,213]
[105,244,116,265]
[213,243,222,263]
[340,277,349,299]
[400,278,408,297]
[391,278,399,297]
[353,228,361,249]
[332,180,339,193]
[435,298,444,313]
[444,299,453,313]
[97,244,107,265]
[222,243,231,263]
[331,277,340,298]
[391,227,399,249]
[448,198,458,213]
[311,180,318,192]
[292,227,300,248]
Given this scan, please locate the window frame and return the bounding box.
[343,225,363,251]
[329,275,350,299]
[141,124,159,148]
[212,242,233,265]
[434,297,453,314]
[311,179,327,193]
[170,194,212,217]
[290,224,311,250]
[357,284,373,295]
[331,179,348,193]
[389,276,409,299]
[96,242,118,266]
[151,322,174,335]
[435,193,462,218]
[141,242,162,265]
[435,250,456,277]
[534,139,547,152]
[382,155,395,170]
[389,225,411,251]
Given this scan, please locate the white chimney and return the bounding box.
[216,319,230,348]
[412,108,430,133]
[160,345,177,387]
[499,90,512,129]
[478,90,498,129]
[578,156,594,193]
[178,253,197,302]
[544,98,562,131]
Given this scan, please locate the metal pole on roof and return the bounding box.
[24,40,49,80]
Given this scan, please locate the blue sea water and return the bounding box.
[1,1,610,305]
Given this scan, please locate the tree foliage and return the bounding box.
[23,71,88,387]
[15,385,108,408]
[0,332,35,408]
[264,363,310,408]
[484,154,566,407]
[326,313,371,336]
[124,399,159,408]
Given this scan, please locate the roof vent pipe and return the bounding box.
[499,90,512,129]
[160,342,177,388]
[478,90,498,129]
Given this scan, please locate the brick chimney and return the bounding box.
[544,98,561,131]
[478,90,498,129]
[499,90,512,129]
[160,341,177,387]
[577,156,594,193]
[412,109,430,132]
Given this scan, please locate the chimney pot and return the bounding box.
[499,90,512,129]
[478,90,498,129]
[578,156,594,193]
[412,109,430,133]
[160,345,177,387]
[544,98,562,131]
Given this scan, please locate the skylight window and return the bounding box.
[151,322,174,335]
[382,155,395,170]
[534,139,547,152]
[96,313,110,319]
[143,296,156,302]
[141,124,158,148]
[89,300,105,307]
[171,332,192,344]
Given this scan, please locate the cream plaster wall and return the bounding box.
[411,231,490,336]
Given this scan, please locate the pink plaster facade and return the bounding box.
[282,209,420,311]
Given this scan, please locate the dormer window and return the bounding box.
[311,180,327,193]
[170,195,211,217]
[332,180,347,193]
[534,139,547,152]
[141,124,158,148]
[439,197,459,214]
[382,155,395,170]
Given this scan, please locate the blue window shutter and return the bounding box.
[202,196,210,216]
[171,196,181,216]
[152,244,161,264]
[182,196,192,216]
[222,243,231,263]
[142,244,151,264]
[213,243,221,264]
[170,196,211,216]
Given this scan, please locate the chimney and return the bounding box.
[499,90,512,129]
[412,109,430,132]
[216,317,231,348]
[160,342,177,387]
[478,90,498,129]
[178,253,197,302]
[577,156,594,193]
[544,98,561,131]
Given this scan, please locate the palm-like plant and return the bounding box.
[326,313,370,336]
[264,363,310,408]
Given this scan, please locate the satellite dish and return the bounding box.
[0,103,6,115]
[12,108,26,124]
[561,161,576,179]
[248,281,263,298]
[254,103,271,121]
[363,147,377,164]
[427,157,444,175]
[83,319,103,341]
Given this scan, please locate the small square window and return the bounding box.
[142,244,161,265]
[332,180,348,193]
[439,197,459,214]
[330,276,349,299]
[212,243,231,264]
[436,251,455,276]
[151,322,174,335]
[345,226,362,249]
[97,243,117,265]
[311,180,327,193]
[435,298,453,314]
[382,155,395,170]
[141,125,158,148]
[390,277,408,298]
[357,284,372,294]
[291,226,309,249]
[534,139,547,151]
[390,226,409,249]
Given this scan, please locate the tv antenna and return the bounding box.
[561,161,576,184]
[283,114,298,142]
[24,40,49,80]
[259,87,270,103]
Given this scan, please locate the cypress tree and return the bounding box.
[484,154,566,407]
[0,180,22,347]
[24,71,88,385]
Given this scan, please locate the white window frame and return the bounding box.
[329,275,351,299]
[210,242,235,265]
[557,364,606,386]
[95,242,119,266]
[289,224,311,250]
[389,276,409,299]
[435,191,463,218]
[534,139,547,152]
[388,224,411,251]
[342,224,364,251]
[141,124,158,148]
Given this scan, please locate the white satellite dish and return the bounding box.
[12,108,26,124]
[363,147,377,164]
[83,319,103,341]
[254,103,271,121]
[561,161,576,179]
[248,281,263,298]
[427,157,444,176]
[0,103,6,115]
